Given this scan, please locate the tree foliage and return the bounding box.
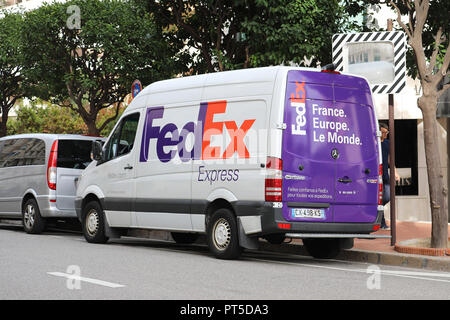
[8,100,125,137]
[0,11,25,137]
[140,0,346,73]
[21,0,180,135]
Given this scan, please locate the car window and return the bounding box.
[58,140,94,169]
[0,139,20,167]
[0,138,46,168]
[22,139,45,166]
[103,113,140,162]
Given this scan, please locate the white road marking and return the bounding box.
[246,257,450,284]
[47,272,125,288]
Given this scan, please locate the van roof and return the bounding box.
[0,133,104,142]
[139,66,302,97]
[132,66,370,111]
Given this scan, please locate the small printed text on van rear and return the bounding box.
[287,186,332,200]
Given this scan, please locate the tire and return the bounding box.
[82,201,108,244]
[207,208,242,260]
[171,232,199,244]
[22,198,47,234]
[302,238,341,259]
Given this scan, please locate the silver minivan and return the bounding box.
[0,134,104,234]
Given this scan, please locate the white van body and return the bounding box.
[75,66,383,259]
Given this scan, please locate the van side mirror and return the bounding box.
[91,141,103,161]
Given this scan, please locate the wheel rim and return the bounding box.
[213,218,231,250]
[86,209,99,237]
[24,204,35,229]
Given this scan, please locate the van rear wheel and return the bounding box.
[207,208,242,260]
[302,238,341,259]
[22,198,46,234]
[82,201,108,244]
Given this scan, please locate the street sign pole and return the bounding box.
[388,93,396,246]
[387,19,396,246]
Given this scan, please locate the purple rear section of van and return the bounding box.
[282,70,379,224]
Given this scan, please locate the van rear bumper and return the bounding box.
[256,202,383,236]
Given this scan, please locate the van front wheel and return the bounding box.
[82,201,108,244]
[207,208,242,260]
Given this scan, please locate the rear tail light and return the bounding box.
[378,164,383,205]
[265,157,282,202]
[47,140,58,190]
[277,223,291,230]
[321,69,340,74]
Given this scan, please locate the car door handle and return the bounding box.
[338,177,352,183]
[124,165,133,170]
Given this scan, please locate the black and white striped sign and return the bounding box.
[332,31,406,94]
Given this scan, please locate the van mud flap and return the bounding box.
[238,219,259,250]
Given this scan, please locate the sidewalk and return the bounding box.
[348,220,450,271]
[354,220,450,254]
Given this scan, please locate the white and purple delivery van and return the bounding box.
[75,66,384,259]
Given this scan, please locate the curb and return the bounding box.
[394,238,450,257]
[258,242,450,272]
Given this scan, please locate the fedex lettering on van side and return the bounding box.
[290,81,307,136]
[139,100,256,163]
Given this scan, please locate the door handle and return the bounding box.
[124,165,133,170]
[338,177,352,183]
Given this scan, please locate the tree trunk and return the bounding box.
[419,94,448,248]
[0,110,8,138]
[85,119,100,137]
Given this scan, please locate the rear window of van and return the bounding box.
[57,140,93,169]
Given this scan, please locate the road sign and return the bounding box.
[131,80,142,98]
[332,31,407,94]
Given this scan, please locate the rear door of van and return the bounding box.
[56,138,99,211]
[332,75,379,223]
[281,70,379,224]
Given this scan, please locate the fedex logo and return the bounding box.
[139,100,256,163]
[291,81,306,136]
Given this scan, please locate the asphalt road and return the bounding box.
[1,223,450,301]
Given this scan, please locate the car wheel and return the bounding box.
[22,198,47,234]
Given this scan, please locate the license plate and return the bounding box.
[291,208,325,219]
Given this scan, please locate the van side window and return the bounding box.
[0,139,45,167]
[22,139,45,166]
[103,113,140,162]
[0,139,20,167]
